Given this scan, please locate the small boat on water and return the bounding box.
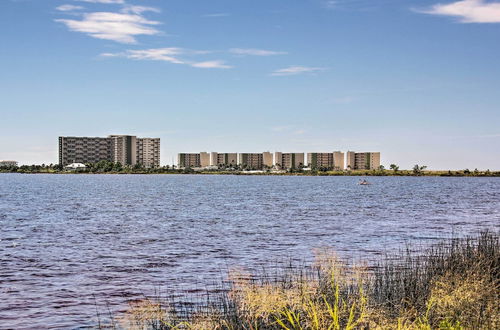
[359,179,371,185]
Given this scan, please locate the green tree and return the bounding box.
[113,162,123,172]
[413,164,427,175]
[390,164,399,172]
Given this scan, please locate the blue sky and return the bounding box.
[1,0,499,169]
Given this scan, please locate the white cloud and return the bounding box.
[121,6,161,15]
[190,60,232,69]
[56,4,84,12]
[229,48,288,56]
[417,0,500,23]
[101,48,233,69]
[271,66,324,76]
[102,48,185,64]
[77,0,125,4]
[324,1,338,9]
[55,11,161,44]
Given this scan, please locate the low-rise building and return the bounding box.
[346,151,380,170]
[200,152,211,167]
[238,153,264,170]
[178,153,201,168]
[263,152,273,168]
[307,152,344,170]
[210,152,238,167]
[0,160,18,167]
[65,163,87,170]
[274,152,305,169]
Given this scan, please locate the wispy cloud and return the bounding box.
[55,11,161,44]
[324,1,338,9]
[271,66,324,76]
[56,4,84,12]
[101,48,232,69]
[102,48,185,63]
[77,0,124,4]
[121,5,161,15]
[190,60,232,69]
[416,0,500,23]
[230,48,288,56]
[202,13,231,17]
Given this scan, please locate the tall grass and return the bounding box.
[113,232,499,329]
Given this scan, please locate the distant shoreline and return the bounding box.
[1,169,499,177]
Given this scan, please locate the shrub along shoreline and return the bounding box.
[110,232,499,329]
[1,164,499,177]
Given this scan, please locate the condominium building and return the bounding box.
[200,152,211,167]
[109,135,137,166]
[238,153,264,169]
[59,135,160,167]
[346,151,381,170]
[137,138,160,168]
[274,152,305,169]
[263,152,273,168]
[210,152,238,167]
[59,136,112,166]
[307,152,344,170]
[0,160,18,167]
[178,153,201,168]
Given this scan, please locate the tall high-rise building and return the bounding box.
[137,138,160,168]
[59,135,160,167]
[59,136,112,166]
[109,135,137,166]
[307,152,344,170]
[274,152,305,169]
[346,151,380,170]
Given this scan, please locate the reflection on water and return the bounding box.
[0,174,498,328]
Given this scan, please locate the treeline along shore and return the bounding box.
[1,161,499,176]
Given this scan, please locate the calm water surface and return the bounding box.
[0,174,499,328]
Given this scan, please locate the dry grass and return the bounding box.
[111,231,499,329]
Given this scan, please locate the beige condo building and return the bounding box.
[263,152,273,168]
[238,153,264,169]
[178,153,201,168]
[200,152,211,167]
[210,152,238,167]
[274,152,305,169]
[307,152,344,170]
[346,151,380,170]
[137,138,160,168]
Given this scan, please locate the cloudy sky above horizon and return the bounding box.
[1,0,499,169]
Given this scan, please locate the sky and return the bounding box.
[0,0,499,170]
